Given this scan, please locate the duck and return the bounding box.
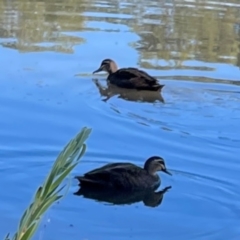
[75,156,171,191]
[92,59,165,91]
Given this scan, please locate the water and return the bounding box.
[0,0,240,239]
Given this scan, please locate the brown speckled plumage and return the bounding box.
[75,156,171,191]
[93,59,165,91]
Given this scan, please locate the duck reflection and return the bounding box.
[93,79,165,103]
[74,186,171,208]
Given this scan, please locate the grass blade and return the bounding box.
[6,127,92,240]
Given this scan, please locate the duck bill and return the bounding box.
[93,66,103,74]
[162,169,172,176]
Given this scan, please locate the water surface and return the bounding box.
[0,0,240,239]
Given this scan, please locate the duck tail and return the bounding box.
[159,84,165,90]
[154,84,165,91]
[75,176,103,188]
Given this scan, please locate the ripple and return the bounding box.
[1,0,240,239]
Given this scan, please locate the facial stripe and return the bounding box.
[160,163,166,169]
[156,159,164,165]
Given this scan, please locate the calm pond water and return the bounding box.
[0,0,240,239]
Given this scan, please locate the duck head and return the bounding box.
[93,59,118,74]
[144,156,172,175]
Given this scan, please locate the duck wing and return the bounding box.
[75,162,138,187]
[110,68,164,91]
[85,162,136,175]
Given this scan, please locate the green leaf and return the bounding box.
[62,139,76,160]
[77,143,87,160]
[46,184,66,200]
[35,187,42,199]
[41,168,57,199]
[18,202,35,230]
[7,127,91,240]
[48,163,78,195]
[18,207,29,230]
[19,222,39,240]
[4,233,10,240]
[31,195,62,221]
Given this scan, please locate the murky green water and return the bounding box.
[1,0,240,239]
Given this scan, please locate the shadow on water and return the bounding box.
[92,78,165,103]
[74,185,172,208]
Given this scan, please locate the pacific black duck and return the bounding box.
[93,59,165,91]
[75,156,171,191]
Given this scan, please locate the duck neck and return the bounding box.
[108,69,115,74]
[109,62,118,74]
[144,165,157,175]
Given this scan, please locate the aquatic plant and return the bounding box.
[4,127,92,240]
